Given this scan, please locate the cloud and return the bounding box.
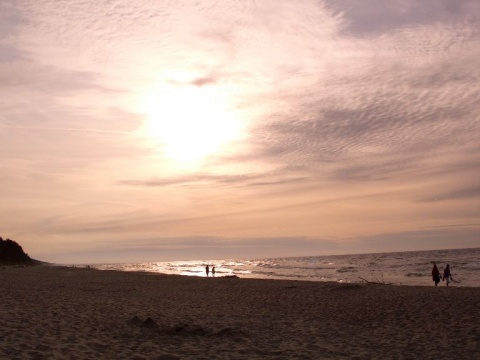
[1,0,479,262]
[419,184,480,203]
[37,235,346,263]
[243,15,480,184]
[346,225,480,254]
[36,225,480,263]
[325,0,480,36]
[0,0,22,38]
[119,168,308,190]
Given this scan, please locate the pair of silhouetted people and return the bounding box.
[432,263,453,286]
[205,265,216,277]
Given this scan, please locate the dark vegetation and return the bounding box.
[0,236,42,265]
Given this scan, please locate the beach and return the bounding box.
[1,266,479,359]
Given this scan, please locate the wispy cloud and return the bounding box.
[419,184,480,203]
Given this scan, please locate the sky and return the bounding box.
[1,0,479,264]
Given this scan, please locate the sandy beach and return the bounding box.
[1,266,479,359]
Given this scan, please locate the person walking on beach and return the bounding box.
[443,264,453,286]
[212,266,215,277]
[432,263,441,286]
[205,265,210,277]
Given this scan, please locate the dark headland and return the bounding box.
[0,236,43,265]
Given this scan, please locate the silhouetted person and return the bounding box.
[432,263,441,286]
[212,266,216,277]
[205,265,209,277]
[443,264,453,286]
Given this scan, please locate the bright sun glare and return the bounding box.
[143,84,244,166]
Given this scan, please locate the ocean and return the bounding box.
[93,247,480,287]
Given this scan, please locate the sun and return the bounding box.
[142,84,244,166]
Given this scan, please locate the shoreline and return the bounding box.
[69,246,480,287]
[46,263,480,288]
[1,265,479,359]
[6,261,478,289]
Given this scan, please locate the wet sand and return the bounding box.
[0,265,479,359]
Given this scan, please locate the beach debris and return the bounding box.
[154,355,181,360]
[163,324,208,336]
[127,316,247,338]
[358,277,392,285]
[215,327,248,338]
[127,316,158,328]
[143,317,158,328]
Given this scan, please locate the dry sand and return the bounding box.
[0,265,479,360]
